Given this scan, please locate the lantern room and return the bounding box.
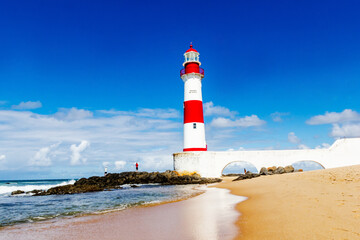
[183,44,201,66]
[180,44,204,78]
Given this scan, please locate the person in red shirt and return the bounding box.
[135,162,139,172]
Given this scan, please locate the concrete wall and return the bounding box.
[173,138,360,178]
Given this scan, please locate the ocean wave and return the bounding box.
[0,180,76,195]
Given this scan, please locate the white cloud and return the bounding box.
[306,109,360,125]
[306,109,360,138]
[53,108,93,121]
[102,161,110,167]
[298,144,310,149]
[99,108,180,119]
[288,132,310,149]
[136,108,180,119]
[114,160,126,170]
[0,104,268,178]
[330,123,360,138]
[288,132,300,144]
[271,112,290,122]
[226,147,246,151]
[210,115,266,128]
[0,154,6,170]
[12,101,42,110]
[0,108,181,176]
[70,140,90,165]
[204,102,237,117]
[29,142,60,166]
[315,143,331,149]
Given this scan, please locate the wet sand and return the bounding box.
[0,187,245,240]
[217,165,360,239]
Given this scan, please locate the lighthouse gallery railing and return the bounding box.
[180,68,204,77]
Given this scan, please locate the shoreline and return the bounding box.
[217,165,360,239]
[0,184,207,229]
[0,183,208,229]
[0,183,245,240]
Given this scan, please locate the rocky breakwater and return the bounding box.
[232,165,302,181]
[14,171,221,196]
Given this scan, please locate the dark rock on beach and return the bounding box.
[222,173,242,177]
[284,165,295,173]
[232,165,300,182]
[233,171,260,181]
[259,167,268,175]
[11,190,25,195]
[33,171,222,196]
[274,166,285,174]
[28,189,45,195]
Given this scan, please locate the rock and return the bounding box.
[11,190,25,195]
[34,171,222,196]
[130,185,139,188]
[222,173,241,177]
[267,166,277,172]
[28,189,44,195]
[284,165,294,173]
[232,165,297,182]
[259,167,268,175]
[233,172,260,181]
[274,166,285,174]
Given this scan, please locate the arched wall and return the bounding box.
[221,161,258,175]
[291,160,325,170]
[173,138,360,178]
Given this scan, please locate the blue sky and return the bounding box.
[1,1,360,179]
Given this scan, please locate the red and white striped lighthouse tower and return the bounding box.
[180,44,207,152]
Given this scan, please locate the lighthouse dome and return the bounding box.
[185,44,198,53]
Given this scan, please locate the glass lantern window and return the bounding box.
[184,52,200,62]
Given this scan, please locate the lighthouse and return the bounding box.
[180,44,207,151]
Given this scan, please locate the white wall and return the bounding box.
[173,138,360,178]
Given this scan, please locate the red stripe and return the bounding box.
[183,148,207,152]
[185,62,199,74]
[184,100,204,123]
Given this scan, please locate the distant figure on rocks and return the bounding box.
[104,167,108,176]
[135,162,139,172]
[244,168,247,174]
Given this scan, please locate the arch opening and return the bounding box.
[292,160,325,171]
[221,161,258,176]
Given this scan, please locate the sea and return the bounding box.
[0,179,203,227]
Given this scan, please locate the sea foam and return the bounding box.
[0,180,75,195]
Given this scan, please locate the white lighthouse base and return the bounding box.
[173,138,360,178]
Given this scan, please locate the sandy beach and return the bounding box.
[1,165,360,239]
[217,165,360,239]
